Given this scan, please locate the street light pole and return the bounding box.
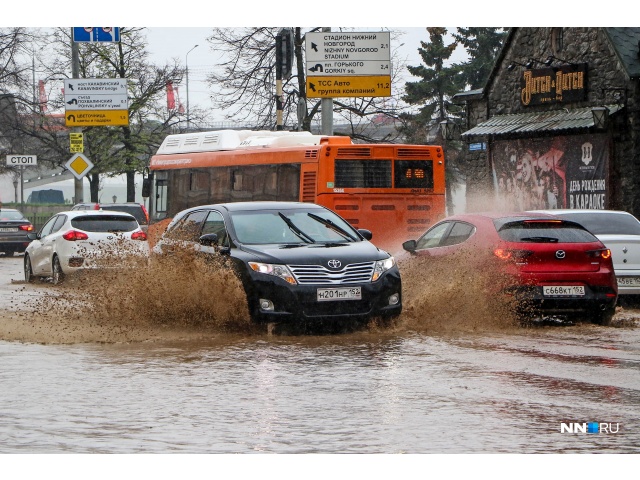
[185,44,198,131]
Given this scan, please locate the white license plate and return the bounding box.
[617,277,640,287]
[317,287,362,302]
[0,228,18,232]
[543,285,585,296]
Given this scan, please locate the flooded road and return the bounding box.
[1,255,639,453]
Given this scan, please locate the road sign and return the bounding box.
[64,78,128,126]
[65,110,129,127]
[6,155,37,166]
[73,27,120,43]
[305,32,391,76]
[65,153,94,180]
[306,76,391,99]
[70,133,84,153]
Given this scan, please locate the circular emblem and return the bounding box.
[555,250,566,259]
[327,259,341,269]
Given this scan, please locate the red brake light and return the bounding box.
[588,248,611,259]
[62,230,89,241]
[494,248,533,261]
[131,231,147,241]
[19,224,34,231]
[494,248,512,260]
[93,204,100,210]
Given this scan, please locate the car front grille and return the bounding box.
[288,261,375,285]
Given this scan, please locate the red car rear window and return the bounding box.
[495,220,598,243]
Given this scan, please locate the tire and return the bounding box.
[592,308,614,326]
[52,256,65,285]
[24,255,35,283]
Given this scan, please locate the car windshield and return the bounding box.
[556,212,640,235]
[0,211,25,221]
[71,215,139,233]
[496,220,598,243]
[230,209,358,244]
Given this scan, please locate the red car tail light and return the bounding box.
[141,204,149,224]
[587,248,612,259]
[131,231,147,241]
[19,224,34,231]
[62,230,89,241]
[93,204,100,210]
[494,248,534,261]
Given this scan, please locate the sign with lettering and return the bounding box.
[65,110,129,127]
[519,63,588,106]
[69,133,84,153]
[64,78,128,126]
[306,75,391,99]
[491,134,609,211]
[6,155,37,166]
[305,31,391,98]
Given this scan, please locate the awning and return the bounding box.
[461,104,623,137]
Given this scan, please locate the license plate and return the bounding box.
[0,228,18,232]
[543,285,585,296]
[317,287,362,301]
[617,277,640,287]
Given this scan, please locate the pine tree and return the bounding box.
[453,27,507,89]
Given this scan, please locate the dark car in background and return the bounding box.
[153,201,401,326]
[72,202,149,232]
[402,212,618,325]
[0,208,35,257]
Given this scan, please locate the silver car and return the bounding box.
[529,209,640,296]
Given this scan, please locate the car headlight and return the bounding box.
[372,256,396,282]
[248,262,297,285]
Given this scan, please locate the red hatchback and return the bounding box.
[402,212,618,324]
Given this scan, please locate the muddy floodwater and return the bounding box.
[1,254,639,453]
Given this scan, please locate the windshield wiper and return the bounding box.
[307,213,357,242]
[278,212,315,243]
[520,236,559,243]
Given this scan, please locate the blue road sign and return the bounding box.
[73,28,120,43]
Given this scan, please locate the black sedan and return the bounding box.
[0,208,35,257]
[153,201,401,326]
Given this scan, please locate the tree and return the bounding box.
[453,27,507,90]
[8,28,183,202]
[205,27,410,143]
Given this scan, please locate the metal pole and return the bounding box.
[71,31,83,203]
[321,27,333,136]
[20,166,24,208]
[275,33,283,130]
[186,44,198,131]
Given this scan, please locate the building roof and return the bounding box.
[604,27,640,79]
[462,104,623,137]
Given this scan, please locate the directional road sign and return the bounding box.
[305,32,391,98]
[73,27,120,43]
[64,78,128,126]
[306,75,391,99]
[65,153,94,180]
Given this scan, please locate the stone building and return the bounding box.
[455,27,640,215]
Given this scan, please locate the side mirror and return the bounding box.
[199,233,219,247]
[357,228,373,241]
[27,233,38,241]
[402,239,417,253]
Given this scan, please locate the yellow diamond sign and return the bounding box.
[65,153,94,180]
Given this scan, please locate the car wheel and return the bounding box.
[24,255,35,283]
[592,308,614,326]
[52,256,65,285]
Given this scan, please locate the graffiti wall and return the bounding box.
[491,134,610,211]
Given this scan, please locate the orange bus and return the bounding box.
[148,130,446,253]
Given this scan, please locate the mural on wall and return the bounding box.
[491,134,609,211]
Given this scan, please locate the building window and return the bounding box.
[552,28,564,54]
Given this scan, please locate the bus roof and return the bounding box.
[156,129,338,155]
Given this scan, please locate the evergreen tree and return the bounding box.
[453,27,507,89]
